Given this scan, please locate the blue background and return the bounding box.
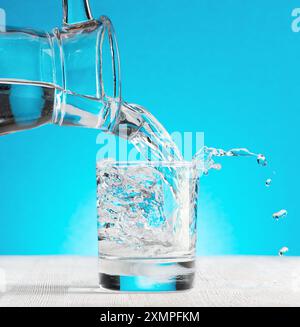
[0,0,298,256]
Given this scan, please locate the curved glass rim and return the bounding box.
[96,159,199,168]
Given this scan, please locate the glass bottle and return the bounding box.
[0,0,121,136]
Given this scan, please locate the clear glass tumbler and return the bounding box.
[96,159,199,292]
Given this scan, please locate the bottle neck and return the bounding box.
[63,0,93,26]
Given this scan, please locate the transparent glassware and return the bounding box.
[0,0,121,135]
[97,160,199,292]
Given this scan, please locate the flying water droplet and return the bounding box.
[278,247,289,257]
[257,154,267,166]
[273,209,288,220]
[211,163,222,171]
[265,178,272,187]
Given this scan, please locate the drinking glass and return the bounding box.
[96,159,199,292]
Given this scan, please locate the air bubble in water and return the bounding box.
[278,247,289,257]
[265,178,272,187]
[273,209,288,220]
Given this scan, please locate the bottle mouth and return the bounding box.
[52,14,121,101]
[51,16,122,127]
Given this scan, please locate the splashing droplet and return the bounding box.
[265,178,272,187]
[279,247,289,256]
[193,146,268,176]
[257,154,267,166]
[227,148,256,157]
[211,163,222,171]
[273,209,288,220]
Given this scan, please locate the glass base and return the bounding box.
[99,258,195,292]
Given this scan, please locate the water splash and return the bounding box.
[193,146,267,175]
[279,246,289,257]
[97,160,198,257]
[98,103,290,257]
[103,105,290,257]
[273,209,288,221]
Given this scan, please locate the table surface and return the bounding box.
[0,256,299,307]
